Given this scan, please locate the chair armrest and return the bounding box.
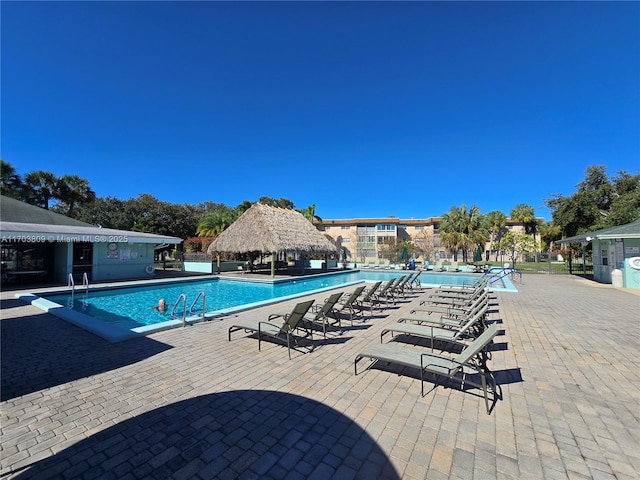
[258,320,281,330]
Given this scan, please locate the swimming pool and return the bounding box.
[19,270,513,342]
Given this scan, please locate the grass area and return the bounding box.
[473,261,580,275]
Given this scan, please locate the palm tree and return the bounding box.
[467,205,489,262]
[440,205,488,263]
[440,206,467,262]
[299,204,323,228]
[55,174,96,217]
[23,170,57,209]
[486,210,507,261]
[510,203,537,234]
[0,160,23,199]
[197,209,234,237]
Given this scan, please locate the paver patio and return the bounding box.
[1,273,638,479]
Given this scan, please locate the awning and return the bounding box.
[556,218,640,245]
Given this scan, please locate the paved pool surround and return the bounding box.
[1,274,638,479]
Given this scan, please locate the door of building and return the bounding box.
[72,242,93,282]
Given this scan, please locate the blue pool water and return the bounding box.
[30,270,510,342]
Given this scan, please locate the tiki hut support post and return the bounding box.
[216,254,220,274]
[271,251,276,278]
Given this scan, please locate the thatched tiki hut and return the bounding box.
[206,203,338,277]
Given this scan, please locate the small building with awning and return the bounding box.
[207,203,338,278]
[556,218,640,289]
[0,195,182,284]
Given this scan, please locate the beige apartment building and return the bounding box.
[318,217,531,266]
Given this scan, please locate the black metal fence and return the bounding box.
[515,252,593,277]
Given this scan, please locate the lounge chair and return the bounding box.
[408,270,423,290]
[435,276,488,294]
[354,323,499,413]
[448,261,460,272]
[354,281,383,317]
[332,285,366,325]
[389,275,411,299]
[417,283,487,308]
[434,260,445,272]
[374,278,398,307]
[302,291,344,338]
[381,301,488,350]
[398,297,489,328]
[228,299,315,359]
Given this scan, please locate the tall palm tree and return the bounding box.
[0,160,23,199]
[486,210,507,260]
[440,204,488,263]
[55,174,96,217]
[299,204,323,228]
[23,170,57,209]
[467,205,489,262]
[440,206,467,261]
[510,203,537,234]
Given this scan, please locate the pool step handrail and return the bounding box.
[171,293,188,327]
[68,273,75,291]
[484,267,522,285]
[82,272,90,292]
[189,291,206,321]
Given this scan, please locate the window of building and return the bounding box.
[341,225,350,230]
[377,236,394,244]
[376,224,396,232]
[1,241,54,284]
[357,226,376,235]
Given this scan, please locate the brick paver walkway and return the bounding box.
[1,274,638,479]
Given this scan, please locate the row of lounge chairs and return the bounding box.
[431,260,461,272]
[227,270,501,413]
[227,271,424,358]
[355,275,500,413]
[361,263,413,270]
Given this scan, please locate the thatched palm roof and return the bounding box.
[207,203,337,255]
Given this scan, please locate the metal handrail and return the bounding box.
[171,293,188,327]
[82,272,89,292]
[68,273,75,291]
[190,291,207,321]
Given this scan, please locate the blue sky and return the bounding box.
[2,1,638,222]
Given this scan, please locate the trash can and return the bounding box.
[611,269,623,288]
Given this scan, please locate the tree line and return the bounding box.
[434,166,638,265]
[2,160,638,261]
[0,160,323,243]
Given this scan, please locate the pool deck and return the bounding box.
[1,273,639,479]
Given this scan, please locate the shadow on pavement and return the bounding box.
[11,390,400,479]
[0,310,171,402]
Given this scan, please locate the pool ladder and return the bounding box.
[171,294,188,327]
[190,291,207,321]
[68,272,90,293]
[171,292,207,327]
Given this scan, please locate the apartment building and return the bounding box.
[318,217,530,265]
